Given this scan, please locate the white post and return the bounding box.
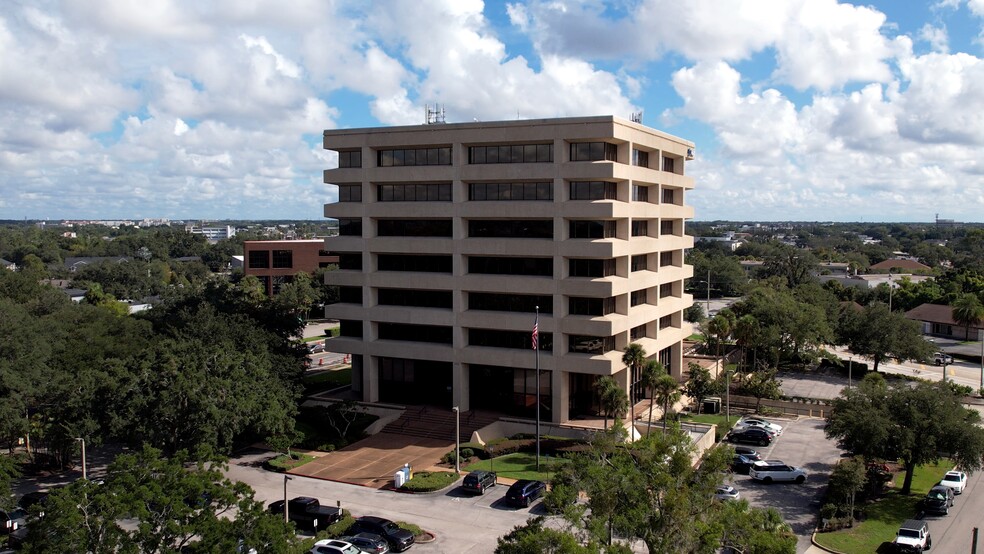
[452,407,460,474]
[283,475,292,524]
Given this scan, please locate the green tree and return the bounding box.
[952,293,984,341]
[495,517,600,553]
[733,314,760,373]
[640,360,666,434]
[683,363,719,415]
[837,302,935,372]
[717,501,796,554]
[739,369,782,412]
[706,314,732,359]
[622,343,646,409]
[652,372,681,433]
[596,376,628,431]
[828,456,867,522]
[825,377,984,494]
[684,303,705,323]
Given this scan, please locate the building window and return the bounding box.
[469,220,553,239]
[632,185,649,202]
[468,293,552,313]
[379,323,453,343]
[247,250,269,269]
[630,289,648,307]
[468,144,553,164]
[338,286,362,304]
[378,254,452,273]
[338,253,362,270]
[660,251,674,267]
[271,250,293,269]
[569,181,617,200]
[378,288,453,309]
[632,149,650,168]
[570,142,618,162]
[569,220,616,239]
[662,188,676,204]
[631,220,649,237]
[568,296,616,316]
[660,220,676,236]
[377,219,453,237]
[659,282,674,298]
[469,182,553,201]
[630,324,647,340]
[337,149,362,168]
[377,183,452,202]
[662,156,675,173]
[338,184,362,202]
[377,146,452,167]
[569,258,616,278]
[569,335,614,354]
[468,364,552,418]
[469,328,552,351]
[631,255,648,272]
[337,218,362,236]
[339,319,363,337]
[468,256,553,277]
[659,315,673,329]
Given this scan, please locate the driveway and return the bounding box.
[727,417,843,553]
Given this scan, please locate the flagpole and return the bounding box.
[534,306,540,472]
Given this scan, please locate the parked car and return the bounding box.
[18,491,50,514]
[267,496,343,532]
[736,417,783,435]
[893,519,931,552]
[921,485,955,515]
[461,470,496,495]
[726,427,773,447]
[748,461,806,483]
[732,446,762,461]
[339,532,390,554]
[714,485,740,501]
[939,470,967,494]
[0,507,27,535]
[308,342,326,354]
[348,516,414,552]
[310,539,362,554]
[505,479,546,508]
[731,454,756,475]
[933,352,954,365]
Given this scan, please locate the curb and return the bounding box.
[810,529,847,554]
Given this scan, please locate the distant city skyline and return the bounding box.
[2,0,983,222]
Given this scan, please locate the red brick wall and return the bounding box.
[243,240,339,296]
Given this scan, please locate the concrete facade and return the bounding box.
[321,115,695,424]
[243,239,339,296]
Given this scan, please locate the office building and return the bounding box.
[244,239,339,296]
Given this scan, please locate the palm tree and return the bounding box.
[707,314,732,359]
[652,374,681,432]
[596,376,628,431]
[640,360,665,434]
[622,343,647,414]
[733,315,760,373]
[952,293,984,341]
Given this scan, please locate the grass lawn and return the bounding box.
[304,367,352,391]
[813,460,951,553]
[266,451,316,471]
[463,452,568,482]
[401,471,460,492]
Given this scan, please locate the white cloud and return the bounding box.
[919,24,950,53]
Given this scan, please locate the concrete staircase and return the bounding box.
[382,406,500,443]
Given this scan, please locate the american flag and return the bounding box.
[531,317,539,350]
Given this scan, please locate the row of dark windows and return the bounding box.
[378,288,453,309]
[339,319,363,337]
[468,256,553,276]
[569,296,615,316]
[338,150,362,168]
[630,289,648,307]
[632,255,648,272]
[338,218,362,236]
[338,184,362,202]
[570,142,618,162]
[339,286,362,304]
[378,219,453,237]
[569,335,615,354]
[631,220,649,237]
[379,322,454,344]
[632,149,649,168]
[468,144,553,164]
[378,254,453,273]
[660,251,674,266]
[469,182,553,201]
[569,220,615,239]
[630,324,647,341]
[247,250,269,269]
[378,183,452,202]
[469,220,553,239]
[660,283,674,298]
[632,185,649,202]
[569,181,617,200]
[377,147,452,167]
[246,250,292,269]
[569,258,616,278]
[339,253,362,270]
[661,220,677,235]
[469,293,552,314]
[469,328,552,351]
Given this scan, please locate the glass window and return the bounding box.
[468,256,553,276]
[337,184,362,202]
[338,149,362,168]
[663,156,675,173]
[337,218,362,236]
[570,142,617,162]
[378,254,453,273]
[468,293,552,313]
[378,288,453,309]
[631,220,649,237]
[569,220,616,239]
[339,319,363,337]
[272,250,292,269]
[632,185,649,202]
[338,286,362,304]
[632,149,649,168]
[631,255,648,272]
[568,297,616,316]
[468,144,552,164]
[630,289,648,307]
[377,147,452,166]
[630,324,647,340]
[660,251,674,267]
[379,323,452,344]
[568,335,615,354]
[660,220,676,236]
[569,181,617,200]
[339,253,362,270]
[662,188,676,204]
[569,258,616,278]
[469,182,553,201]
[659,283,674,298]
[377,219,453,237]
[468,328,553,351]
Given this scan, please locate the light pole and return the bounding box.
[452,406,460,474]
[848,356,853,389]
[75,438,86,480]
[979,329,983,391]
[888,273,894,312]
[943,359,949,385]
[283,475,293,524]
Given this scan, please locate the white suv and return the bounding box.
[933,352,954,365]
[748,460,806,483]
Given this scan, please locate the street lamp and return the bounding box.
[452,406,460,474]
[283,475,293,524]
[942,359,949,385]
[75,438,86,480]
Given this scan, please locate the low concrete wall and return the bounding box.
[470,419,597,445]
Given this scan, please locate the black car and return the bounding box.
[732,446,762,461]
[731,454,755,475]
[0,507,27,535]
[505,479,546,508]
[727,427,773,446]
[922,485,955,515]
[349,516,414,552]
[461,470,497,495]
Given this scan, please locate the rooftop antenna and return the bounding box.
[630,111,643,123]
[425,104,446,125]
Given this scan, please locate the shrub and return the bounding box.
[265,452,315,472]
[460,448,474,459]
[326,510,355,538]
[401,471,459,492]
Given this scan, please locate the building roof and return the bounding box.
[870,258,930,271]
[904,303,976,328]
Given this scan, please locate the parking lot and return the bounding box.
[726,417,843,553]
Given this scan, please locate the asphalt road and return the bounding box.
[925,469,984,552]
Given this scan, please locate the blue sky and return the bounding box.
[2,0,984,222]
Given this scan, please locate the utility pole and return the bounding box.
[283,475,293,524]
[706,269,711,316]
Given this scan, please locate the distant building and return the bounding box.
[185,223,236,243]
[243,239,338,296]
[63,256,130,273]
[869,258,931,273]
[0,258,15,271]
[906,303,983,341]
